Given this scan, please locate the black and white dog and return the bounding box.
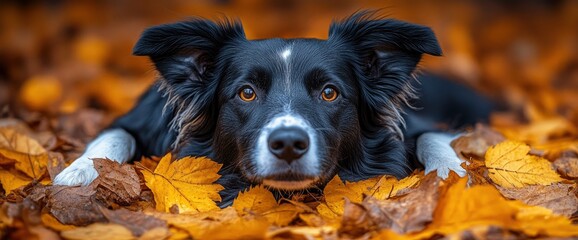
[54,12,491,205]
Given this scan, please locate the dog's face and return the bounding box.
[133,12,441,190]
[214,39,361,189]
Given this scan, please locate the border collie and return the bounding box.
[54,12,492,205]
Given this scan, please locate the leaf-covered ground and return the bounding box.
[0,114,577,239]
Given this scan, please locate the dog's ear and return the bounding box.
[133,18,245,145]
[328,11,441,138]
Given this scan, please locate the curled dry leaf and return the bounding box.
[91,158,141,205]
[139,153,224,213]
[485,141,563,188]
[0,127,48,179]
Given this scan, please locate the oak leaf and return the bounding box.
[0,127,48,179]
[485,141,563,188]
[139,153,224,213]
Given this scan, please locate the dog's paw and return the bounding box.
[423,154,466,179]
[417,132,467,179]
[53,157,98,186]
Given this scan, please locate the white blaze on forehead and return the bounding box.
[281,48,291,60]
[279,46,293,92]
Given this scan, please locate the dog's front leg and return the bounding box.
[53,129,136,186]
[416,132,466,179]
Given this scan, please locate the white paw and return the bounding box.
[53,157,99,186]
[423,155,466,179]
[417,132,467,179]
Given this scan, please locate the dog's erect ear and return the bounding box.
[328,11,442,138]
[133,18,245,84]
[133,18,246,145]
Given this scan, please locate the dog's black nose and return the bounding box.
[268,127,310,163]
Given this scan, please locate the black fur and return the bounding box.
[110,12,490,206]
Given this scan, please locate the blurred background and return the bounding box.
[1,0,577,142]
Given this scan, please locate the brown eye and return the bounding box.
[321,86,338,102]
[239,86,256,102]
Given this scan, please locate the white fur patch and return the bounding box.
[279,46,293,92]
[53,129,136,186]
[254,113,319,177]
[281,49,291,60]
[416,132,466,179]
[263,179,317,190]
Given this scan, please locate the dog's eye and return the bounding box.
[239,86,256,102]
[321,86,338,102]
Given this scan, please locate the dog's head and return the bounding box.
[133,12,441,190]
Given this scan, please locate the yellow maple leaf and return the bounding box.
[0,127,48,179]
[317,174,421,220]
[233,185,303,226]
[485,141,563,188]
[140,153,224,213]
[0,169,31,193]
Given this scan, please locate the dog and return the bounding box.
[54,12,492,206]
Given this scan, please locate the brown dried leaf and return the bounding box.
[451,124,506,160]
[553,157,578,179]
[343,173,441,235]
[100,208,167,237]
[47,186,105,226]
[91,158,141,205]
[497,183,578,217]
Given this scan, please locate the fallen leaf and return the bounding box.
[149,207,256,239]
[342,173,441,236]
[47,152,66,181]
[411,177,578,239]
[553,157,578,179]
[47,186,106,226]
[100,208,167,237]
[91,158,141,205]
[139,153,224,213]
[233,185,302,226]
[60,223,134,240]
[0,127,48,179]
[485,141,563,188]
[233,185,277,215]
[0,169,32,193]
[451,124,506,160]
[41,213,77,232]
[497,183,578,217]
[317,174,421,220]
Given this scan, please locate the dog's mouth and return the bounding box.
[261,172,318,190]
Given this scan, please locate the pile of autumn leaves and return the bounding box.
[0,117,577,240]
